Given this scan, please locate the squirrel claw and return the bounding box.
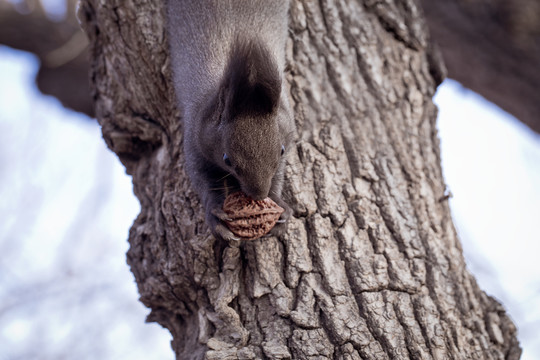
[214,223,240,242]
[211,208,233,222]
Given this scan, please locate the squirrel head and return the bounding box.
[199,40,292,200]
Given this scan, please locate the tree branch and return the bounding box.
[421,0,540,134]
[0,0,93,116]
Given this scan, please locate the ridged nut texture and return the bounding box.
[223,191,284,240]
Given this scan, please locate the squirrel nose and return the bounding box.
[243,185,270,201]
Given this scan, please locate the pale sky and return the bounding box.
[0,47,173,360]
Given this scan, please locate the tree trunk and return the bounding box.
[78,0,521,359]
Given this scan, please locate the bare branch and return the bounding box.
[421,0,540,134]
[0,0,93,116]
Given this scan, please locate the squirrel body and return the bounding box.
[167,0,293,241]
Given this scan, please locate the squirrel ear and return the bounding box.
[224,40,282,117]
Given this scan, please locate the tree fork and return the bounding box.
[78,0,521,358]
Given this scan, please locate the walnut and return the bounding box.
[222,191,284,240]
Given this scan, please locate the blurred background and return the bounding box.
[0,0,539,359]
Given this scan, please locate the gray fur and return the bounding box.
[167,0,293,241]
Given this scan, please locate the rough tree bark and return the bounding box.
[79,0,521,359]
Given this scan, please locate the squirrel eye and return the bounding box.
[223,153,232,166]
[281,145,285,156]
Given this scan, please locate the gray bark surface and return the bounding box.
[79,0,521,359]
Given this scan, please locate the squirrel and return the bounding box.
[167,0,294,241]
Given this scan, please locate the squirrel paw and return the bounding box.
[267,201,291,237]
[214,223,241,243]
[211,207,233,222]
[207,207,240,242]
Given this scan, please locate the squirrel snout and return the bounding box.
[243,185,270,201]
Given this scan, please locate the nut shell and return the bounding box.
[223,192,284,240]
